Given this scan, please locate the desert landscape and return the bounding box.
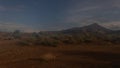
[0,0,120,68]
[0,40,119,68]
[0,23,119,68]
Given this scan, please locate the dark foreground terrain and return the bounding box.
[0,40,119,68]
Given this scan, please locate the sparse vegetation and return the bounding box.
[17,40,31,46]
[12,30,22,39]
[0,24,119,68]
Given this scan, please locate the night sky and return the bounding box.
[0,0,120,32]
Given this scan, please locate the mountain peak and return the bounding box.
[83,23,111,31]
[84,23,105,29]
[62,23,113,34]
[89,23,101,27]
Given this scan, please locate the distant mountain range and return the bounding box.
[62,23,112,34]
[0,23,119,45]
[39,23,120,44]
[40,23,120,36]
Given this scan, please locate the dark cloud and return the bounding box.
[60,0,120,30]
[0,5,25,11]
[0,0,120,31]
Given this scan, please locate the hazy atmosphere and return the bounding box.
[0,0,120,32]
[0,0,120,68]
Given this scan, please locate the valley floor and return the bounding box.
[0,41,119,68]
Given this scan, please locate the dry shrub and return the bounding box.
[40,53,56,61]
[17,40,31,46]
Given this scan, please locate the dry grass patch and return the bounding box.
[40,53,56,61]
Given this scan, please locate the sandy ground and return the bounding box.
[0,41,119,68]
